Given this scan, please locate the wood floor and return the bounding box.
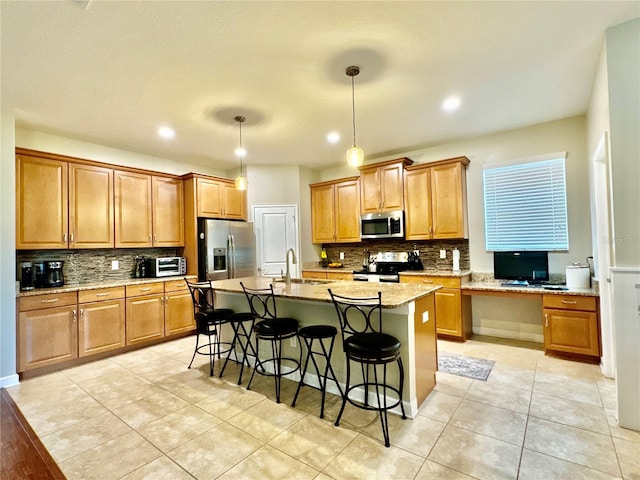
[0,388,65,480]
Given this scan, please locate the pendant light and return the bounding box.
[234,115,248,191]
[346,65,364,167]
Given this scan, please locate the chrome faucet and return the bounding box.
[283,248,297,286]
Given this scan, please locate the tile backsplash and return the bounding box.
[16,248,178,285]
[317,239,470,271]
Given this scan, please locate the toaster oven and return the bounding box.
[146,257,186,277]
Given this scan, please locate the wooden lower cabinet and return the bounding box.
[18,292,78,372]
[302,270,354,281]
[400,274,472,340]
[543,294,600,357]
[125,283,165,345]
[78,287,125,357]
[164,280,195,336]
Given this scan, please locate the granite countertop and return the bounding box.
[16,275,197,298]
[211,276,441,309]
[461,281,599,297]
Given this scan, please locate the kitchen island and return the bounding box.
[211,276,440,417]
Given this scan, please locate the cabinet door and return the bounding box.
[152,176,185,246]
[78,299,125,357]
[431,162,466,239]
[115,171,153,247]
[334,179,360,243]
[18,305,77,371]
[126,294,165,345]
[544,308,600,356]
[196,178,223,217]
[325,271,353,281]
[434,288,463,338]
[311,183,336,243]
[404,168,433,240]
[69,163,114,248]
[379,162,405,212]
[165,290,195,336]
[222,182,246,220]
[359,168,380,213]
[302,271,328,279]
[16,155,68,249]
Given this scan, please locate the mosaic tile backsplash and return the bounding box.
[16,248,178,285]
[317,239,470,271]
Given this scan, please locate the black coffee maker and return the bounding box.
[19,262,35,291]
[44,260,65,287]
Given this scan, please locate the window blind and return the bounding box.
[483,157,568,251]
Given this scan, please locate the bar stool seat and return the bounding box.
[292,324,343,419]
[241,282,300,403]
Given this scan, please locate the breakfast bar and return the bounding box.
[210,276,440,417]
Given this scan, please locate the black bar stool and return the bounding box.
[291,325,343,418]
[328,289,406,447]
[219,311,257,385]
[241,282,300,403]
[185,279,234,376]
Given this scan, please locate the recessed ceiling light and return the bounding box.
[442,96,461,112]
[327,132,340,144]
[158,126,175,139]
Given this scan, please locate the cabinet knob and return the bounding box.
[41,298,59,304]
[70,233,74,243]
[140,287,151,292]
[63,233,67,242]
[73,310,77,322]
[545,313,549,327]
[80,308,84,319]
[149,234,152,242]
[153,233,157,243]
[560,300,577,305]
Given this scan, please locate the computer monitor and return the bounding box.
[493,251,549,284]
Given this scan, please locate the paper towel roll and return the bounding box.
[452,248,460,272]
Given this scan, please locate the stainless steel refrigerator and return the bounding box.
[197,218,256,281]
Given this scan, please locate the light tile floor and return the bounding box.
[7,335,640,480]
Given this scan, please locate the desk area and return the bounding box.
[461,281,600,360]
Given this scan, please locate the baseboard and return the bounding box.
[473,326,544,344]
[0,373,20,388]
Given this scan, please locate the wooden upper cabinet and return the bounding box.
[359,158,412,213]
[195,176,246,220]
[16,155,68,249]
[222,182,246,220]
[115,170,153,248]
[404,157,469,240]
[69,163,114,248]
[152,176,184,247]
[310,177,360,244]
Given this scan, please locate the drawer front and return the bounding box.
[400,275,461,288]
[326,271,353,281]
[302,271,327,280]
[126,282,164,297]
[78,286,125,304]
[164,279,189,293]
[19,291,77,312]
[543,294,596,311]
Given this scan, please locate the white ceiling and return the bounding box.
[2,1,638,171]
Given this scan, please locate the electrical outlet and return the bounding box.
[339,252,345,260]
[111,260,119,270]
[440,249,446,259]
[422,311,429,323]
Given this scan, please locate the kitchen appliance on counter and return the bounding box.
[198,218,256,281]
[19,261,35,291]
[33,262,45,288]
[146,256,186,278]
[43,260,65,287]
[353,251,410,283]
[360,210,404,239]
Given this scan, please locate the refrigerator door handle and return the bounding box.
[228,234,235,278]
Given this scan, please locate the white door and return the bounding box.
[252,205,299,278]
[592,132,616,378]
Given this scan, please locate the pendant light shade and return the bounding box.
[346,65,364,167]
[234,115,248,191]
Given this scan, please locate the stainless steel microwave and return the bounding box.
[147,256,187,277]
[360,211,404,239]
